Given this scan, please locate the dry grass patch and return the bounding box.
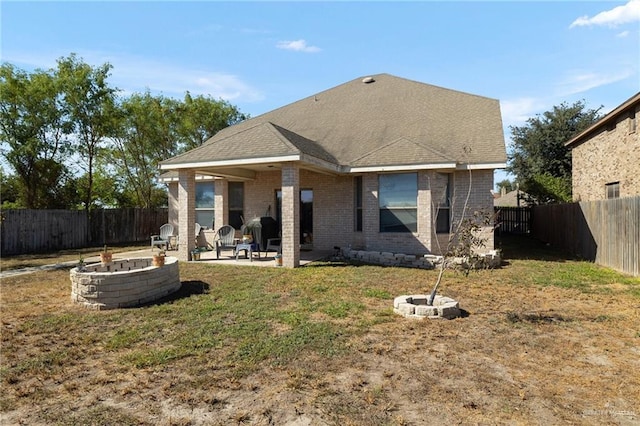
[0,243,149,272]
[1,235,639,425]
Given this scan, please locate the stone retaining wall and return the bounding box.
[70,257,180,310]
[342,248,501,270]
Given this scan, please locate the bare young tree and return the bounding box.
[428,164,496,306]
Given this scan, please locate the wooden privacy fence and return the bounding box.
[494,206,531,234]
[1,208,168,256]
[532,197,640,277]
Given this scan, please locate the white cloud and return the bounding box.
[500,97,545,128]
[554,69,635,97]
[616,30,631,37]
[2,49,265,103]
[276,39,321,53]
[104,56,266,103]
[570,0,640,28]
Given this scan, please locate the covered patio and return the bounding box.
[187,247,333,267]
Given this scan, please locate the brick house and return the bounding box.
[566,92,640,201]
[159,74,506,267]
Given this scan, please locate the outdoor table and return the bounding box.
[235,242,260,261]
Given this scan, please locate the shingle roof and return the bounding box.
[161,73,506,170]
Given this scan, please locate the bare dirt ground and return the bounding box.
[1,244,640,425]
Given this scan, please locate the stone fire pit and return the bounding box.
[71,257,180,310]
[394,294,461,319]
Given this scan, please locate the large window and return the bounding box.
[379,173,417,233]
[195,181,215,229]
[606,181,620,199]
[354,176,363,232]
[436,173,452,233]
[228,182,244,229]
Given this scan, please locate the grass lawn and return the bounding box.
[0,243,150,272]
[1,235,639,425]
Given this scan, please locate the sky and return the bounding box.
[2,1,639,185]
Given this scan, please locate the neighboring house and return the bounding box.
[160,74,506,267]
[493,189,530,207]
[566,92,640,202]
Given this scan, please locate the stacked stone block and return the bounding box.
[393,294,461,319]
[70,257,180,310]
[343,248,500,270]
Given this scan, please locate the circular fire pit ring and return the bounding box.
[393,294,461,319]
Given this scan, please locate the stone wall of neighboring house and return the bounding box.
[571,108,640,201]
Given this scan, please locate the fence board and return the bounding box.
[1,208,167,255]
[532,197,640,277]
[495,206,531,234]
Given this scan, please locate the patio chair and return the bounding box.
[151,224,174,250]
[214,225,238,259]
[171,223,203,251]
[195,222,202,246]
[265,237,281,255]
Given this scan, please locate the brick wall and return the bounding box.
[572,111,640,201]
[240,167,495,256]
[429,169,495,255]
[281,164,300,267]
[167,167,496,258]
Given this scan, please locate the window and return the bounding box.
[630,111,637,134]
[436,173,452,233]
[379,173,417,233]
[228,182,244,229]
[195,182,215,229]
[606,182,620,199]
[354,176,363,232]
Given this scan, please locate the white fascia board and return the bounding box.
[456,162,507,170]
[158,174,217,183]
[159,155,301,170]
[349,163,457,173]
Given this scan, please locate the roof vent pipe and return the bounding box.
[362,77,375,84]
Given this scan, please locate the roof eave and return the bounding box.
[348,162,505,173]
[456,162,507,170]
[159,155,301,170]
[565,91,640,149]
[349,163,457,173]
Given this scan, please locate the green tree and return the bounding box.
[0,167,21,208]
[110,91,180,208]
[56,54,119,211]
[0,63,75,208]
[176,92,248,150]
[507,100,602,204]
[495,179,515,194]
[110,91,247,208]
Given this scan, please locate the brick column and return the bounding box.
[417,170,431,251]
[214,179,228,232]
[362,173,378,250]
[168,182,179,231]
[281,164,300,267]
[178,169,196,261]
